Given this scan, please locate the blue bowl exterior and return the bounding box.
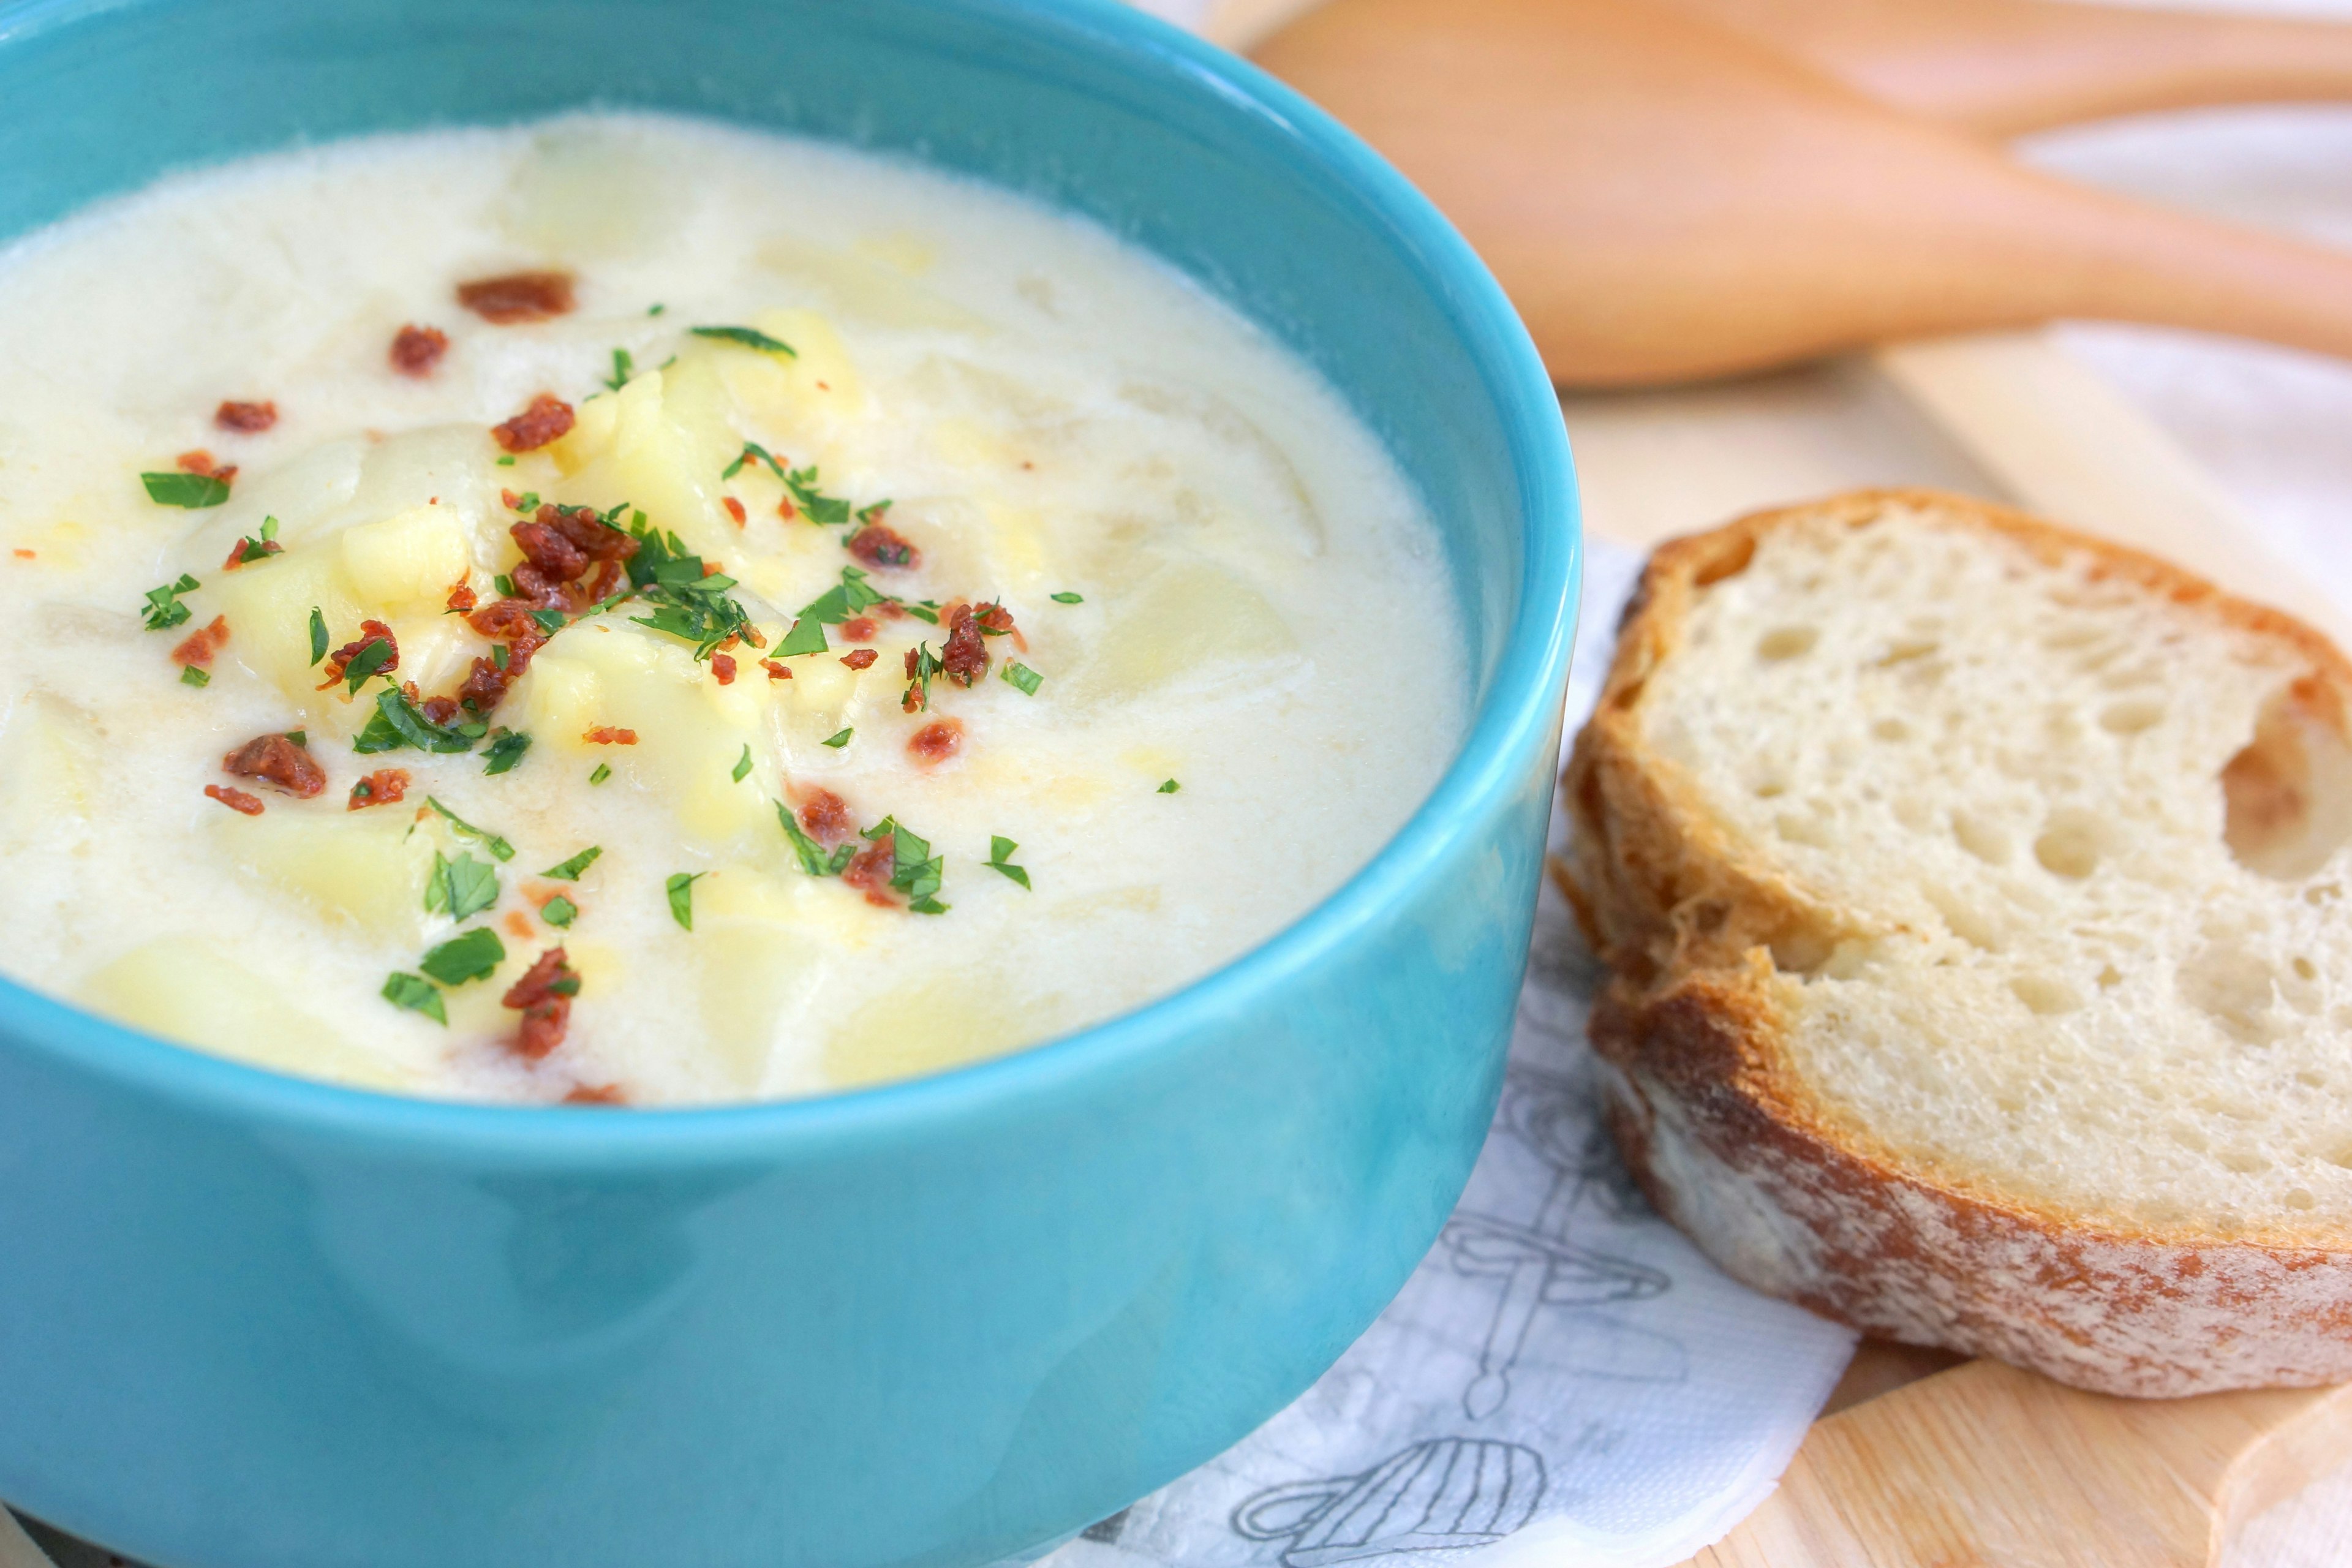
[0,1,1581,1564]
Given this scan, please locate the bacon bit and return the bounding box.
[542,502,639,561]
[223,733,326,798]
[454,631,545,717]
[739,625,767,650]
[502,947,579,1060]
[172,615,230,669]
[445,578,477,614]
[722,496,747,526]
[176,449,238,483]
[214,400,277,434]
[204,783,264,816]
[419,694,462,726]
[761,658,792,681]
[317,619,398,689]
[777,496,797,521]
[583,726,638,745]
[504,910,538,941]
[840,616,876,644]
[941,605,990,687]
[563,1083,627,1106]
[841,834,899,907]
[799,788,856,845]
[710,653,737,685]
[466,599,545,641]
[492,393,576,454]
[390,323,449,377]
[845,522,920,570]
[840,648,878,671]
[347,768,410,810]
[219,535,277,571]
[10,549,32,561]
[458,270,576,325]
[908,718,963,766]
[876,600,907,620]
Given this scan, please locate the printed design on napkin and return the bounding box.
[1229,1438,1545,1567]
[1443,1068,1686,1421]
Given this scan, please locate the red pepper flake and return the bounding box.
[203,783,264,816]
[799,788,856,845]
[171,615,230,669]
[841,834,899,907]
[777,496,797,521]
[941,604,989,687]
[563,1083,627,1106]
[317,619,398,690]
[445,578,477,614]
[583,726,638,745]
[390,323,450,377]
[722,496,747,526]
[711,653,737,685]
[908,718,963,766]
[492,393,576,454]
[214,400,277,434]
[845,522,920,570]
[347,768,410,810]
[840,648,878,671]
[222,733,326,798]
[761,659,792,681]
[457,270,576,325]
[504,910,537,941]
[701,562,724,578]
[840,616,876,644]
[503,946,579,1060]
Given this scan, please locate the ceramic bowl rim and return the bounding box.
[0,0,1581,1164]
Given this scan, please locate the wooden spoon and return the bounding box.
[1252,0,2352,386]
[1657,0,2352,138]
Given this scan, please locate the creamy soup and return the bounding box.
[0,115,1463,1104]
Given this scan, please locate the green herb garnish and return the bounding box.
[1050,591,1084,605]
[666,871,706,930]
[797,565,889,626]
[307,606,328,665]
[425,796,515,861]
[179,665,210,688]
[902,642,944,712]
[342,631,396,692]
[589,762,612,785]
[141,471,230,509]
[821,728,853,749]
[777,803,832,877]
[541,894,579,929]
[731,744,755,782]
[420,927,506,986]
[621,513,751,660]
[603,347,634,391]
[647,303,666,317]
[228,516,281,565]
[986,836,1031,890]
[1158,778,1181,794]
[876,820,948,914]
[543,846,602,881]
[495,454,517,467]
[285,731,306,747]
[1001,662,1043,696]
[381,971,447,1025]
[424,850,500,922]
[777,616,828,657]
[353,689,475,756]
[141,574,200,631]
[692,325,796,356]
[481,730,532,775]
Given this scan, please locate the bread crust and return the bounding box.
[1562,488,2352,1397]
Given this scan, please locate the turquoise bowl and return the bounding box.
[0,1,1579,1563]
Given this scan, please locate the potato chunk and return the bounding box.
[210,805,439,944]
[341,503,472,609]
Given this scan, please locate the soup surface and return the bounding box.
[0,115,1463,1104]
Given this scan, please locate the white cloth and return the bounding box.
[1027,540,1857,1568]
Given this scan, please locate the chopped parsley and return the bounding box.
[776,616,829,657]
[381,971,447,1025]
[419,927,506,986]
[285,731,306,747]
[141,471,230,509]
[821,728,853,749]
[354,688,475,755]
[1158,778,1181,794]
[589,762,612,785]
[141,574,201,631]
[797,565,889,626]
[902,642,944,712]
[495,454,517,467]
[666,871,706,930]
[692,325,796,356]
[541,845,602,881]
[879,820,949,914]
[731,744,754,782]
[1050,591,1084,605]
[719,442,853,523]
[228,516,281,566]
[647,303,666,317]
[424,850,499,922]
[425,796,516,861]
[1001,661,1043,696]
[541,894,579,929]
[481,729,532,775]
[986,836,1031,890]
[776,802,831,877]
[507,491,541,513]
[494,573,516,597]
[341,630,396,692]
[603,347,634,391]
[622,513,750,660]
[307,606,328,665]
[179,665,210,688]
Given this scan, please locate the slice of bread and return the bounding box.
[1562,489,2352,1397]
